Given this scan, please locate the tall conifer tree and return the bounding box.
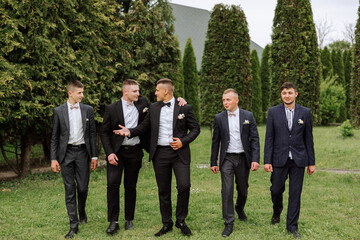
[343,50,353,118]
[320,47,333,80]
[351,2,360,126]
[331,49,345,86]
[270,0,321,123]
[250,50,263,123]
[201,4,251,128]
[260,45,271,122]
[182,38,200,121]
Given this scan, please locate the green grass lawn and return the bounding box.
[0,127,360,239]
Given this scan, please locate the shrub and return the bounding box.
[339,120,354,137]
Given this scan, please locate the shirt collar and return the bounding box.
[67,101,79,108]
[164,97,175,106]
[227,107,239,116]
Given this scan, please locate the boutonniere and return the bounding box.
[298,119,304,125]
[178,113,185,119]
[86,118,89,122]
[143,107,149,113]
[243,120,250,125]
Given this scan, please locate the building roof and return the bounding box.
[170,3,264,69]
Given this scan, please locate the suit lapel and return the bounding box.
[134,100,143,124]
[222,111,230,139]
[292,104,301,132]
[173,100,180,131]
[239,108,244,135]
[153,103,162,137]
[279,104,290,132]
[62,104,70,131]
[116,100,125,126]
[80,103,87,133]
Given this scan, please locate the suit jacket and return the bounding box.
[129,100,200,164]
[264,103,315,168]
[101,96,150,156]
[50,103,98,164]
[210,108,260,169]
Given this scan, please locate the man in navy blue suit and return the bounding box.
[264,82,315,239]
[210,88,260,237]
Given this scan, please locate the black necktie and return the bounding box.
[161,102,171,107]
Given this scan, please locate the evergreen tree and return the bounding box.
[123,0,183,102]
[331,49,345,86]
[343,50,353,118]
[320,47,333,80]
[270,0,321,123]
[182,38,200,121]
[201,4,251,128]
[351,2,360,126]
[260,45,271,122]
[250,50,263,123]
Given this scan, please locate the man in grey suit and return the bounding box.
[210,88,260,237]
[50,80,98,239]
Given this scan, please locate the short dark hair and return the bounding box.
[122,79,138,87]
[67,80,83,92]
[157,78,174,93]
[280,82,297,92]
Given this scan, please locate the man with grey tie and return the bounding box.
[51,80,98,239]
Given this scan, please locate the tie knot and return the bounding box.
[228,112,236,117]
[70,105,79,110]
[161,102,171,107]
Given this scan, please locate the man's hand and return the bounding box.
[264,163,273,172]
[177,97,187,106]
[51,160,61,173]
[113,124,130,136]
[211,166,218,174]
[251,162,260,171]
[91,159,97,171]
[307,165,315,175]
[108,153,119,166]
[170,137,183,150]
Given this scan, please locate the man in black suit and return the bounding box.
[264,82,315,239]
[101,79,187,235]
[210,88,260,237]
[50,80,98,239]
[116,78,200,237]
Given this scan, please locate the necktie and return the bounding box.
[70,105,79,110]
[161,102,171,107]
[228,112,236,117]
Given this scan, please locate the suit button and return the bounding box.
[290,135,291,137]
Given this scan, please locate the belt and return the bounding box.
[68,144,85,149]
[120,144,140,150]
[227,152,245,156]
[157,145,172,149]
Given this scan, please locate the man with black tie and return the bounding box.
[50,80,98,239]
[116,78,200,237]
[101,79,187,235]
[264,82,315,239]
[210,88,260,237]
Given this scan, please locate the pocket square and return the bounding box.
[86,118,89,122]
[243,120,250,125]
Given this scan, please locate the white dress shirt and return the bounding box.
[121,98,140,146]
[158,97,175,146]
[227,108,244,153]
[67,102,85,145]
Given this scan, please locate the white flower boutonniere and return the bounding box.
[243,120,250,125]
[143,107,149,113]
[298,119,304,125]
[178,113,185,119]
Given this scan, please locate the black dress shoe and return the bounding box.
[125,220,134,230]
[65,228,78,239]
[175,221,192,236]
[154,224,173,237]
[288,230,301,239]
[106,222,119,235]
[271,214,280,225]
[80,217,87,224]
[237,210,247,221]
[222,224,233,237]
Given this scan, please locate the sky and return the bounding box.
[169,0,358,48]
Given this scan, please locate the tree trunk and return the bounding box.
[20,133,33,178]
